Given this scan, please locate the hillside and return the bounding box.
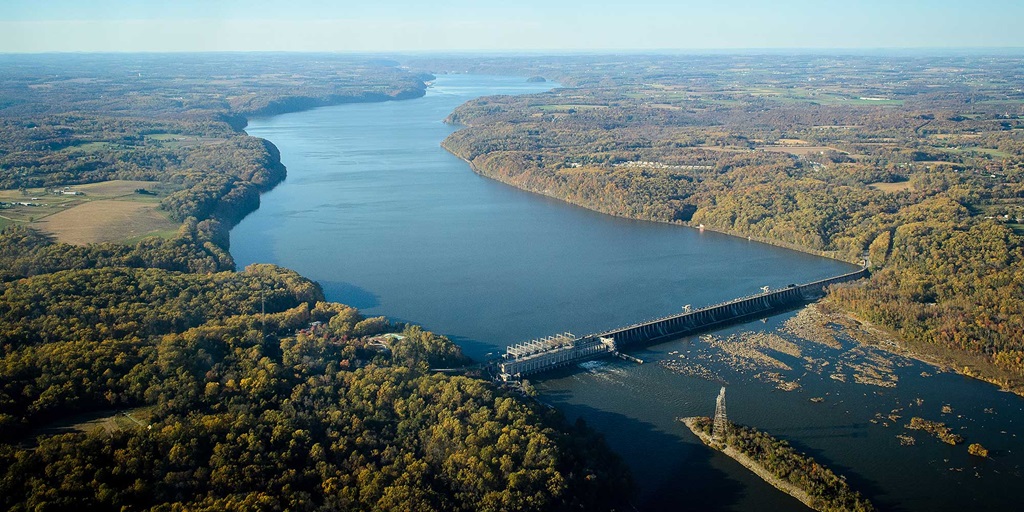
[432,53,1024,394]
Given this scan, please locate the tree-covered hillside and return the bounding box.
[0,228,633,511]
[0,54,634,511]
[433,53,1024,393]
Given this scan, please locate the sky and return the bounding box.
[1,0,1022,53]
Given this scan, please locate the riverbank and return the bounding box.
[206,84,429,254]
[238,87,427,120]
[800,301,1024,397]
[440,139,1024,398]
[439,136,860,267]
[229,72,1024,512]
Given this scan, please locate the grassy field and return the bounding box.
[35,200,179,244]
[868,181,915,192]
[144,132,226,149]
[848,97,904,106]
[62,141,117,153]
[0,180,181,244]
[757,145,838,156]
[30,406,156,439]
[536,104,609,112]
[944,146,1012,159]
[775,138,812,145]
[696,145,752,153]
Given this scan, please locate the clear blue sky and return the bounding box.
[1,0,1021,52]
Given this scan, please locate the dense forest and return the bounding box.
[0,55,633,510]
[0,233,632,509]
[434,53,1024,394]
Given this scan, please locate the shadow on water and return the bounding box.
[538,392,791,512]
[318,281,381,309]
[443,334,500,362]
[780,435,900,512]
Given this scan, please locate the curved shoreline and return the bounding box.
[227,75,560,254]
[240,87,428,121]
[215,86,428,254]
[439,139,861,266]
[439,135,1024,397]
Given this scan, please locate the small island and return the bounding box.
[906,417,964,445]
[526,76,547,82]
[968,443,990,458]
[682,416,875,512]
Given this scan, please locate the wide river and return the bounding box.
[232,74,1023,511]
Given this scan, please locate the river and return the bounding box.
[231,74,1024,511]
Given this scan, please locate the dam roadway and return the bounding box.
[498,267,869,380]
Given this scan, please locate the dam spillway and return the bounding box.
[498,267,868,381]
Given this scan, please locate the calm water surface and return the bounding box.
[232,75,1023,511]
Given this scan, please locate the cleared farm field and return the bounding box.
[757,145,839,156]
[1,180,180,244]
[35,199,178,244]
[868,181,915,192]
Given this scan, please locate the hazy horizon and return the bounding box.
[2,0,1023,53]
[2,47,1024,56]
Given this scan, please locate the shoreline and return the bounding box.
[680,417,816,511]
[215,85,428,252]
[439,141,862,267]
[235,76,1021,402]
[441,142,1024,397]
[809,301,1024,397]
[240,87,428,121]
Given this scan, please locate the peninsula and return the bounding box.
[682,416,875,512]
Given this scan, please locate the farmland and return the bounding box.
[0,180,180,244]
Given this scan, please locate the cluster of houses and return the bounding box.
[0,200,42,208]
[0,187,84,209]
[295,320,327,337]
[366,333,404,352]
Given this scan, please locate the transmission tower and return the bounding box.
[712,386,728,442]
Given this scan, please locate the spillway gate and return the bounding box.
[497,267,868,381]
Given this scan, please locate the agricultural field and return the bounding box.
[0,180,180,244]
[757,145,841,156]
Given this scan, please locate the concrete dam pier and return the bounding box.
[498,267,868,381]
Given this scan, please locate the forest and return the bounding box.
[0,235,632,509]
[433,53,1024,394]
[6,50,1024,509]
[0,54,633,511]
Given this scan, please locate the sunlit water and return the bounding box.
[232,74,1024,511]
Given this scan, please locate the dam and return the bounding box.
[498,267,868,381]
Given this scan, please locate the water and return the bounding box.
[231,74,1024,511]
